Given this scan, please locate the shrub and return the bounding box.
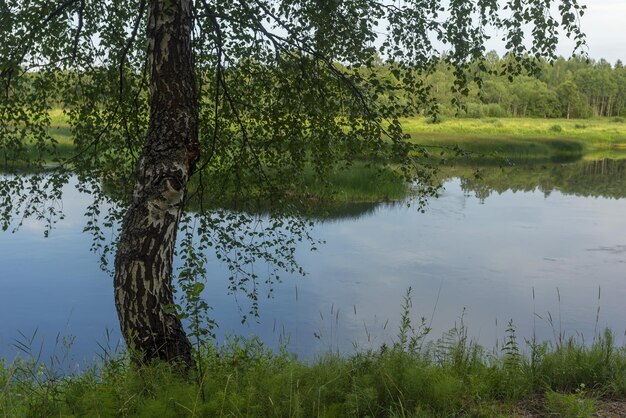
[464,103,485,118]
[484,103,508,118]
[545,389,595,418]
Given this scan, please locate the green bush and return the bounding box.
[484,103,508,118]
[545,389,595,418]
[463,103,485,118]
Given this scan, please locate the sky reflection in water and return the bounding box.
[1,164,626,363]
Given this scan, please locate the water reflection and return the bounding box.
[218,158,626,220]
[2,159,626,363]
[443,158,626,202]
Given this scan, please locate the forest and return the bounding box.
[368,53,626,120]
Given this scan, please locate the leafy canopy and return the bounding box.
[0,0,586,323]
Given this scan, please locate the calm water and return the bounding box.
[2,162,626,364]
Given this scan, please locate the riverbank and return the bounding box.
[30,112,626,207]
[47,111,626,152]
[4,114,626,416]
[403,117,626,163]
[2,327,626,417]
[403,117,626,144]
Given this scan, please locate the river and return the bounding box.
[1,160,626,365]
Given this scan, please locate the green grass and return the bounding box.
[1,291,625,417]
[401,117,626,163]
[545,389,596,418]
[401,117,626,144]
[302,163,409,203]
[2,328,625,417]
[37,112,626,167]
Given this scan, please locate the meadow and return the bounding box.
[402,117,626,163]
[2,309,626,417]
[46,111,626,163]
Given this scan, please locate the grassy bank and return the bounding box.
[2,328,626,417]
[403,117,626,145]
[2,291,625,417]
[16,112,626,205]
[45,113,626,165]
[403,117,626,163]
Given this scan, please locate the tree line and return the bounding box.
[363,53,626,120]
[433,53,626,119]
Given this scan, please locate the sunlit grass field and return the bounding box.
[47,111,626,155]
[402,116,626,143]
[402,117,626,162]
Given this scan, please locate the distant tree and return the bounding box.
[575,66,618,116]
[481,79,511,108]
[508,77,559,118]
[557,80,582,119]
[612,64,626,116]
[0,0,586,366]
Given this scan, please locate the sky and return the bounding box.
[553,0,626,63]
[408,0,625,65]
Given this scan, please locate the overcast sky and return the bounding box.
[410,0,624,64]
[554,0,625,63]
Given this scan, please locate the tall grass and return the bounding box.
[302,163,409,203]
[2,290,626,417]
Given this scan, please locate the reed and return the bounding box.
[2,290,625,417]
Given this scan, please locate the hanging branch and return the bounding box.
[1,0,79,95]
[71,0,85,64]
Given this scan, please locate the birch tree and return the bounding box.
[0,0,586,366]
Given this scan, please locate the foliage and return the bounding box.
[0,0,589,356]
[2,324,624,417]
[545,388,596,418]
[364,55,626,120]
[0,0,589,214]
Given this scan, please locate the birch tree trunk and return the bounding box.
[113,0,198,366]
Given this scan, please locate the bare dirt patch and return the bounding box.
[511,396,626,417]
